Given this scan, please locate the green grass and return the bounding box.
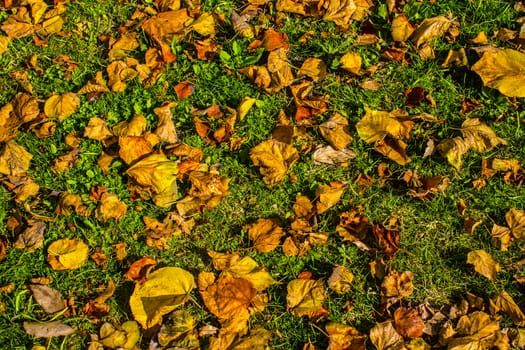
[1,0,525,348]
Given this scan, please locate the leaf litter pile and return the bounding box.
[1,0,525,349]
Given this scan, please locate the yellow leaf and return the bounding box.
[369,321,405,350]
[326,322,366,350]
[130,267,194,329]
[491,224,513,251]
[0,36,9,54]
[44,93,80,121]
[118,136,153,165]
[100,321,140,350]
[316,181,346,214]
[460,118,507,153]
[276,0,306,15]
[297,58,328,81]
[84,117,114,141]
[374,136,411,165]
[472,49,525,97]
[327,266,354,294]
[319,113,353,150]
[192,12,215,36]
[267,48,294,93]
[391,14,415,42]
[78,71,109,94]
[126,154,178,207]
[506,208,525,240]
[95,193,127,222]
[0,141,32,176]
[31,1,48,25]
[237,96,256,121]
[340,52,362,75]
[250,139,299,188]
[39,15,64,36]
[158,310,199,348]
[467,249,500,281]
[47,238,89,270]
[380,270,414,308]
[1,11,34,39]
[492,291,525,326]
[356,109,413,143]
[245,218,285,253]
[108,33,140,61]
[437,137,470,170]
[13,93,40,124]
[286,278,327,318]
[410,15,451,47]
[112,114,147,137]
[323,0,357,26]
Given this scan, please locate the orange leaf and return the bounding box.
[394,306,424,339]
[174,80,195,99]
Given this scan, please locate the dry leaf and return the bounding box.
[23,321,75,337]
[250,139,299,188]
[394,307,424,339]
[492,291,525,326]
[126,153,178,207]
[374,136,411,165]
[369,321,405,350]
[0,141,33,176]
[356,109,413,143]
[192,12,215,37]
[44,93,80,121]
[506,208,525,240]
[392,14,415,42]
[437,137,470,170]
[130,266,194,329]
[286,277,327,318]
[108,32,140,61]
[113,114,147,137]
[267,48,294,92]
[14,219,45,252]
[262,29,290,51]
[316,181,346,214]
[372,223,400,259]
[472,48,525,97]
[47,238,89,270]
[467,249,500,281]
[239,65,272,89]
[174,80,195,99]
[245,218,284,253]
[460,118,507,153]
[297,58,328,81]
[323,0,357,26]
[327,266,354,294]
[29,284,65,313]
[99,321,140,350]
[326,322,366,350]
[319,113,353,150]
[340,52,362,75]
[78,71,109,94]
[381,270,414,308]
[95,193,127,222]
[83,117,113,141]
[410,15,451,47]
[491,224,513,251]
[0,36,9,54]
[124,257,157,283]
[158,310,199,348]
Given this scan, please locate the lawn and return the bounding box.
[0,0,524,349]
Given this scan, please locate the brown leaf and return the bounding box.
[491,224,513,251]
[374,136,411,165]
[312,145,356,167]
[323,0,357,26]
[276,0,306,15]
[381,270,414,308]
[239,65,272,89]
[245,218,284,253]
[250,139,299,188]
[158,310,200,348]
[23,321,75,337]
[95,193,127,222]
[336,207,368,242]
[297,58,328,81]
[326,322,366,350]
[267,48,294,93]
[394,306,424,339]
[124,257,157,283]
[372,223,400,259]
[174,80,195,99]
[316,181,346,214]
[410,15,451,47]
[118,136,153,165]
[460,118,507,153]
[506,208,525,240]
[13,93,39,124]
[14,219,45,252]
[437,137,470,170]
[78,71,109,94]
[112,114,147,137]
[286,277,327,318]
[262,29,289,51]
[108,32,139,61]
[467,249,500,281]
[83,117,113,142]
[29,284,65,313]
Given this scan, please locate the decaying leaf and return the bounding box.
[460,118,507,153]
[437,137,470,170]
[29,284,66,313]
[446,311,508,350]
[392,14,415,42]
[394,306,424,339]
[47,238,89,270]
[381,270,414,308]
[369,321,405,350]
[83,117,114,142]
[250,139,299,188]
[297,58,328,81]
[158,310,199,348]
[472,48,525,97]
[14,219,45,252]
[491,290,525,326]
[316,181,346,214]
[0,141,33,176]
[319,113,353,150]
[286,277,327,318]
[95,193,127,222]
[372,223,400,259]
[130,267,194,329]
[245,218,284,253]
[123,257,157,283]
[467,249,500,281]
[99,321,140,350]
[312,145,356,166]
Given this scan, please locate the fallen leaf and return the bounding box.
[276,0,306,15]
[158,310,200,348]
[316,181,346,214]
[319,113,353,150]
[99,321,140,350]
[192,12,215,36]
[491,291,525,326]
[369,321,405,350]
[336,207,368,242]
[410,15,451,47]
[356,109,413,144]
[491,224,513,251]
[437,137,470,170]
[118,136,153,165]
[14,219,45,252]
[174,80,195,99]
[130,266,194,329]
[23,321,75,337]
[0,36,9,54]
[78,71,109,94]
[286,277,327,318]
[108,32,140,61]
[245,218,284,253]
[323,0,358,26]
[506,208,525,240]
[250,139,299,188]
[374,136,411,165]
[262,29,289,51]
[95,193,127,222]
[297,58,328,81]
[126,153,178,207]
[312,145,356,167]
[391,14,415,42]
[340,52,362,75]
[460,118,507,153]
[394,306,424,339]
[447,311,507,350]
[83,117,114,142]
[47,238,89,270]
[44,93,80,121]
[327,266,354,294]
[267,48,294,92]
[0,141,33,176]
[123,257,157,283]
[326,322,366,350]
[381,270,414,308]
[372,223,400,259]
[112,114,147,137]
[467,249,500,281]
[237,96,256,121]
[29,284,65,313]
[239,65,272,89]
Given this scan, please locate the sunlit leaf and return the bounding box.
[108,33,140,61]
[245,218,284,253]
[0,36,9,54]
[356,109,413,143]
[410,15,451,47]
[491,291,525,326]
[99,321,140,349]
[158,310,199,348]
[460,118,507,153]
[316,181,346,214]
[44,93,80,121]
[0,141,32,177]
[391,14,415,42]
[23,321,75,337]
[319,113,353,150]
[326,322,366,350]
[29,284,66,313]
[286,277,327,318]
[327,266,354,294]
[323,0,357,26]
[437,137,470,170]
[467,249,500,281]
[95,193,127,222]
[47,238,89,270]
[130,267,194,329]
[394,306,424,339]
[369,321,405,350]
[250,139,299,188]
[340,52,362,75]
